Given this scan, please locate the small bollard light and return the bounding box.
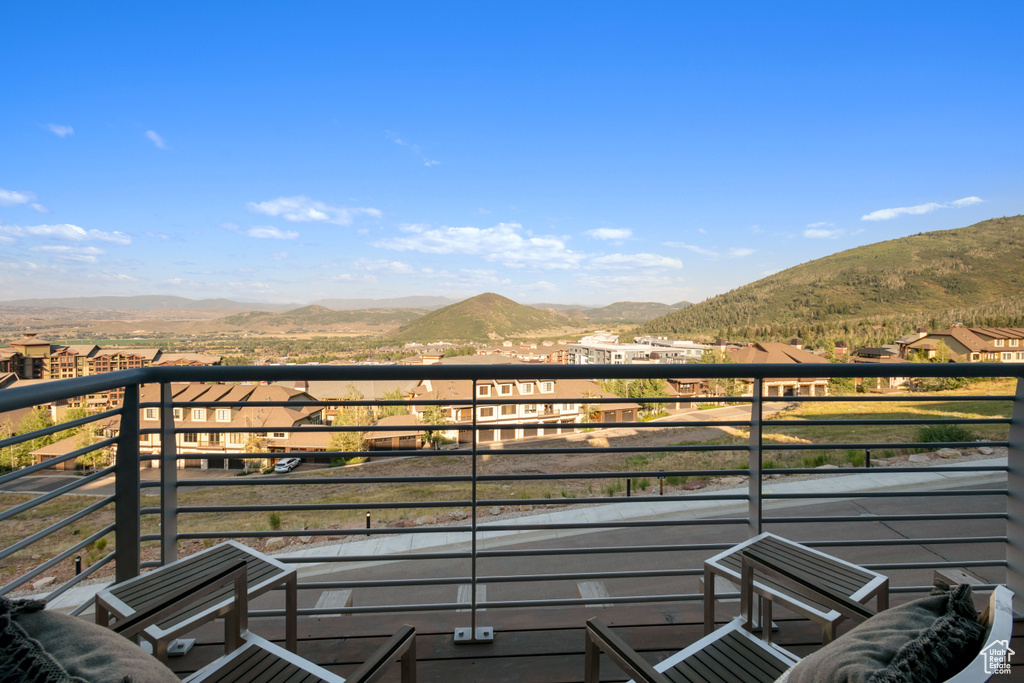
[75,555,82,575]
[659,470,665,496]
[366,511,371,529]
[865,448,871,468]
[626,478,631,497]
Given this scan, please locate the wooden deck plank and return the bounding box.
[168,600,1024,683]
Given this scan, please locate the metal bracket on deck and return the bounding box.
[454,626,494,643]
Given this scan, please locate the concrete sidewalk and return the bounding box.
[42,456,1007,610]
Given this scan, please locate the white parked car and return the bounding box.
[274,457,301,473]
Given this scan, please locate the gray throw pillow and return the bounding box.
[15,610,180,683]
[787,583,984,683]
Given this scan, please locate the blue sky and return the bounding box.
[2,3,1021,306]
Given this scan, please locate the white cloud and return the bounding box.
[587,228,633,241]
[666,242,719,258]
[375,222,584,270]
[861,196,983,221]
[804,228,844,239]
[145,130,167,149]
[0,223,131,244]
[728,247,756,257]
[385,130,440,167]
[806,221,833,229]
[244,226,299,240]
[30,245,105,263]
[30,203,48,213]
[354,258,415,274]
[590,253,682,270]
[47,124,74,137]
[0,188,34,206]
[247,196,381,225]
[96,272,138,282]
[147,232,170,240]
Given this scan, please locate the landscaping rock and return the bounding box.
[936,448,961,458]
[717,476,746,486]
[978,447,995,455]
[32,577,56,591]
[265,537,287,551]
[682,480,706,490]
[519,505,534,511]
[909,454,931,463]
[816,464,839,470]
[387,519,412,528]
[414,516,435,526]
[490,506,502,516]
[450,509,468,520]
[298,535,312,543]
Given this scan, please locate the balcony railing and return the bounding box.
[0,361,1021,641]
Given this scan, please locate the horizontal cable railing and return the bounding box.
[0,362,1019,629]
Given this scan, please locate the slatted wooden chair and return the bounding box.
[102,549,416,683]
[584,549,1013,683]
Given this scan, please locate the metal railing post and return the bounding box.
[455,378,493,643]
[1007,377,1024,612]
[748,377,763,537]
[115,382,141,583]
[160,382,178,564]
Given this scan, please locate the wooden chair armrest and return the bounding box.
[584,618,671,683]
[110,559,248,648]
[346,624,417,683]
[741,549,874,624]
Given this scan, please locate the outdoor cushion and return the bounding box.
[1,596,178,683]
[786,583,985,683]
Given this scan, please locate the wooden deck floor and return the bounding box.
[167,598,1024,682]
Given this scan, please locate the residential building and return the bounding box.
[634,336,709,363]
[412,377,639,444]
[568,342,653,365]
[726,342,831,396]
[901,326,1024,363]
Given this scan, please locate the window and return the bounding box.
[1003,353,1012,361]
[173,408,183,421]
[208,432,221,445]
[1011,339,1020,347]
[183,432,198,443]
[271,432,286,439]
[216,408,232,422]
[477,385,491,397]
[540,382,554,393]
[500,404,516,416]
[1018,352,1024,360]
[192,408,206,422]
[523,404,537,414]
[229,433,245,445]
[144,408,158,420]
[519,383,534,395]
[994,339,1004,347]
[479,407,494,418]
[498,384,512,396]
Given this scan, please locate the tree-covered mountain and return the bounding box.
[636,216,1024,347]
[392,292,583,341]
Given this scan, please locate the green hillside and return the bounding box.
[392,293,582,341]
[637,216,1024,345]
[218,305,423,330]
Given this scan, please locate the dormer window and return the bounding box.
[995,339,1005,347]
[192,408,206,422]
[477,385,491,398]
[519,384,534,395]
[216,408,232,422]
[144,408,158,421]
[1011,339,1019,347]
[540,382,554,393]
[498,384,512,396]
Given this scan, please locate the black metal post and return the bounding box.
[115,382,141,584]
[75,555,81,575]
[865,448,871,468]
[626,478,631,497]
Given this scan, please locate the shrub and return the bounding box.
[636,478,650,491]
[916,424,978,445]
[801,452,829,468]
[268,512,282,530]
